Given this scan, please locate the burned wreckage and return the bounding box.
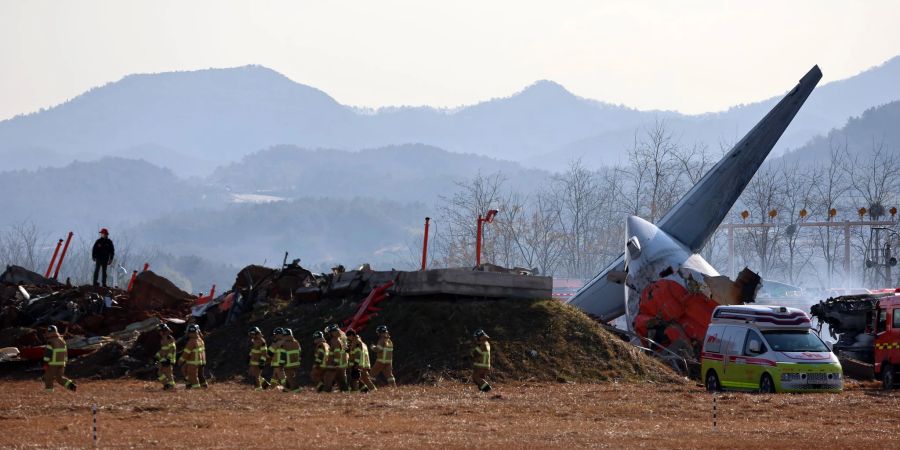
[0,257,551,377]
[568,66,823,364]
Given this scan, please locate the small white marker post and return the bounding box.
[712,393,717,431]
[91,404,98,447]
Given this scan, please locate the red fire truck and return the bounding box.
[810,292,900,389]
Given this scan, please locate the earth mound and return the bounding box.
[203,297,683,385]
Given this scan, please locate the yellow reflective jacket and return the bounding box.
[473,341,491,369]
[44,336,67,367]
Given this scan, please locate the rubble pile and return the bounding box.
[3,261,682,385]
[0,265,195,377]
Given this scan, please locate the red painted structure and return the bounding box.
[127,271,138,292]
[421,217,430,270]
[475,209,498,266]
[633,279,719,353]
[44,239,63,278]
[343,281,394,332]
[52,232,74,280]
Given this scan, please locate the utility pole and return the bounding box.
[475,209,498,267]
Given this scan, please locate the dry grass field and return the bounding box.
[0,379,898,449]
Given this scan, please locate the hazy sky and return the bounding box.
[2,0,900,120]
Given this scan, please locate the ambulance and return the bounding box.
[701,305,843,393]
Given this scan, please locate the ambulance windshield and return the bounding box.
[762,330,829,352]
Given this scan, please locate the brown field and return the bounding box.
[0,379,898,449]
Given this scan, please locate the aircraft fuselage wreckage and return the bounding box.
[568,66,823,356]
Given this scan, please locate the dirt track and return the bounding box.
[0,380,898,449]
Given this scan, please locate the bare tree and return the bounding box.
[434,172,506,268]
[523,189,567,276]
[778,161,816,284]
[549,160,610,278]
[738,165,783,278]
[616,120,683,222]
[0,221,48,273]
[847,138,899,285]
[673,141,714,185]
[811,140,852,286]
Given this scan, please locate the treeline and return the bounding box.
[433,122,900,289]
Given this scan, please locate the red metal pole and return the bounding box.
[476,215,483,267]
[52,232,73,280]
[421,217,430,270]
[208,284,216,300]
[45,239,63,278]
[127,270,138,292]
[143,263,149,272]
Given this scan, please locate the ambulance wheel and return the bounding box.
[759,373,776,394]
[882,364,894,390]
[705,370,721,392]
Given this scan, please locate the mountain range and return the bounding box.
[2,57,900,176]
[3,58,900,291]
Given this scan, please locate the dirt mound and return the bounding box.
[203,297,682,384]
[129,271,195,311]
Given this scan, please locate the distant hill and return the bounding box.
[132,197,428,270]
[0,66,362,175]
[0,158,226,232]
[2,57,899,175]
[780,100,900,163]
[209,143,549,202]
[530,58,900,170]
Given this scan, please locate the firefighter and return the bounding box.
[311,331,329,391]
[178,324,205,389]
[370,325,396,387]
[247,327,269,390]
[347,329,376,393]
[471,328,492,392]
[155,323,176,390]
[42,325,76,392]
[196,328,209,388]
[267,328,286,389]
[281,328,302,393]
[333,325,350,390]
[321,326,348,392]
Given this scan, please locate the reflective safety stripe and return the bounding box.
[284,349,301,368]
[271,348,284,367]
[351,346,371,368]
[473,345,490,368]
[184,346,205,366]
[377,343,393,363]
[329,348,346,369]
[157,342,176,361]
[49,346,67,366]
[316,347,329,368]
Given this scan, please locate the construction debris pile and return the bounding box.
[0,265,194,376]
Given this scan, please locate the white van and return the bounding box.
[700,305,843,393]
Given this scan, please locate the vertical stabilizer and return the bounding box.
[568,66,822,321]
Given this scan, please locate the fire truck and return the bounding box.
[809,292,900,389]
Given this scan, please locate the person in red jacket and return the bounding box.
[91,228,115,287]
